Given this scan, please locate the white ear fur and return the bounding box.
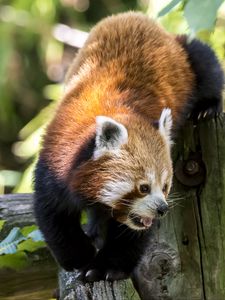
[94,116,128,159]
[159,108,173,145]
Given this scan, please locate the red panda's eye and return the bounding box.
[163,184,168,194]
[139,184,151,194]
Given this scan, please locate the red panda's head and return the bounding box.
[70,108,173,231]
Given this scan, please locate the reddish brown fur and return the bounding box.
[41,12,194,189]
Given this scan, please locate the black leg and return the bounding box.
[176,35,224,121]
[35,203,96,271]
[34,158,96,271]
[80,219,150,282]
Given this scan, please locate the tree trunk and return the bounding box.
[133,114,225,300]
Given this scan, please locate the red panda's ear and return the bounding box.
[94,116,128,159]
[159,108,173,146]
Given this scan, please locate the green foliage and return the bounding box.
[0,252,29,270]
[0,0,142,194]
[0,220,5,231]
[0,227,26,255]
[184,0,224,32]
[0,223,45,269]
[158,0,182,17]
[158,0,225,33]
[17,239,45,253]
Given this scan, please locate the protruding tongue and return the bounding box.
[141,217,153,228]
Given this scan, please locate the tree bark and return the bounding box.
[58,270,140,300]
[133,114,225,300]
[0,193,34,239]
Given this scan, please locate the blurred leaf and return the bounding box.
[43,84,63,101]
[0,227,25,255]
[81,210,88,225]
[0,170,21,187]
[13,126,45,159]
[184,0,223,32]
[209,27,225,60]
[28,229,44,242]
[0,252,29,270]
[0,220,6,232]
[14,160,36,193]
[19,102,56,139]
[17,239,45,252]
[21,225,38,236]
[158,0,182,17]
[160,10,188,34]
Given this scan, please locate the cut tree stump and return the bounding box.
[1,115,225,299]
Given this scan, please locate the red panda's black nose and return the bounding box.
[157,203,169,216]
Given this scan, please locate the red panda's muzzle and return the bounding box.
[129,213,153,229]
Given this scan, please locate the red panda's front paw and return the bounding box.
[78,267,130,282]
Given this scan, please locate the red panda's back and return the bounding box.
[41,12,195,177]
[65,12,194,121]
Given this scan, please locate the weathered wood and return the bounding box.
[0,194,35,239]
[133,114,225,300]
[59,270,140,300]
[0,193,34,238]
[0,193,55,266]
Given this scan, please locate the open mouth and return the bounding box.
[129,213,154,229]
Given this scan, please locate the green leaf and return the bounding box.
[158,0,182,17]
[81,210,88,225]
[0,252,29,270]
[21,225,38,237]
[0,220,6,232]
[184,0,223,32]
[160,10,188,34]
[17,239,46,252]
[0,227,25,255]
[27,229,44,241]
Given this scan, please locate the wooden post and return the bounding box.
[1,115,225,299]
[133,114,225,300]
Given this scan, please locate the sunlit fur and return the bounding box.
[34,12,224,275]
[67,116,172,225]
[41,12,195,179]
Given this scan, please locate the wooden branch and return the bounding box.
[59,270,140,300]
[0,193,34,238]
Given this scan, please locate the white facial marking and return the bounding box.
[147,171,156,185]
[99,179,134,206]
[129,188,167,219]
[159,108,173,146]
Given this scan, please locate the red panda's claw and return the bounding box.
[85,269,102,282]
[78,267,130,282]
[105,269,129,281]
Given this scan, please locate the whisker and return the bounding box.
[169,203,184,209]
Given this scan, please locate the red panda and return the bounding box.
[34,12,224,281]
